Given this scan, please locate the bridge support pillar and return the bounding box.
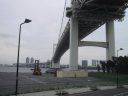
[106,21,115,60]
[51,61,60,68]
[70,17,78,70]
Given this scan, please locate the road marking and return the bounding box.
[21,75,46,84]
[29,78,46,84]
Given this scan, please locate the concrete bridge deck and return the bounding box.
[52,0,128,63]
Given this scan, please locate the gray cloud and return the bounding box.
[0,33,15,39]
[0,0,127,64]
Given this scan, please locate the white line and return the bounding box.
[21,75,46,84]
[29,78,46,84]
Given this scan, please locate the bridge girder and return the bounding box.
[79,41,108,48]
[52,0,128,63]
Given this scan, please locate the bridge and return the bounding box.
[52,0,128,70]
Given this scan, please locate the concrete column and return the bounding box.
[106,21,115,60]
[51,61,60,68]
[70,17,78,70]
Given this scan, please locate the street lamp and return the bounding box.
[116,48,124,88]
[15,19,31,96]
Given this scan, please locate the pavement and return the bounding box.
[11,87,90,96]
[0,72,128,96]
[65,88,128,96]
[0,72,116,96]
[11,86,128,96]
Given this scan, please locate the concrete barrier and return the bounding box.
[57,70,88,78]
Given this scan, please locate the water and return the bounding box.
[0,66,98,73]
[0,66,48,73]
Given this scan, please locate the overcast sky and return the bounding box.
[0,0,128,65]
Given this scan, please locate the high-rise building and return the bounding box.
[82,60,88,69]
[92,60,101,67]
[92,60,97,67]
[26,57,29,64]
[30,57,34,64]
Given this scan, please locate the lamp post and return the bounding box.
[116,48,124,88]
[15,19,31,96]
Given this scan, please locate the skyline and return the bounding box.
[0,0,128,65]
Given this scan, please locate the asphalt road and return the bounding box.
[65,88,128,96]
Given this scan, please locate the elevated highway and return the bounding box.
[52,0,128,67]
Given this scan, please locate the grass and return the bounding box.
[89,72,128,84]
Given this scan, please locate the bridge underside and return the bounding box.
[53,0,128,63]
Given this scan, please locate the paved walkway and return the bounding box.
[11,87,90,96]
[65,88,128,96]
[11,86,128,96]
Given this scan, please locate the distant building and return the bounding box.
[92,60,97,67]
[13,63,34,67]
[40,60,51,68]
[26,57,29,64]
[92,60,101,67]
[60,64,69,68]
[82,60,88,69]
[13,59,51,68]
[30,57,34,64]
